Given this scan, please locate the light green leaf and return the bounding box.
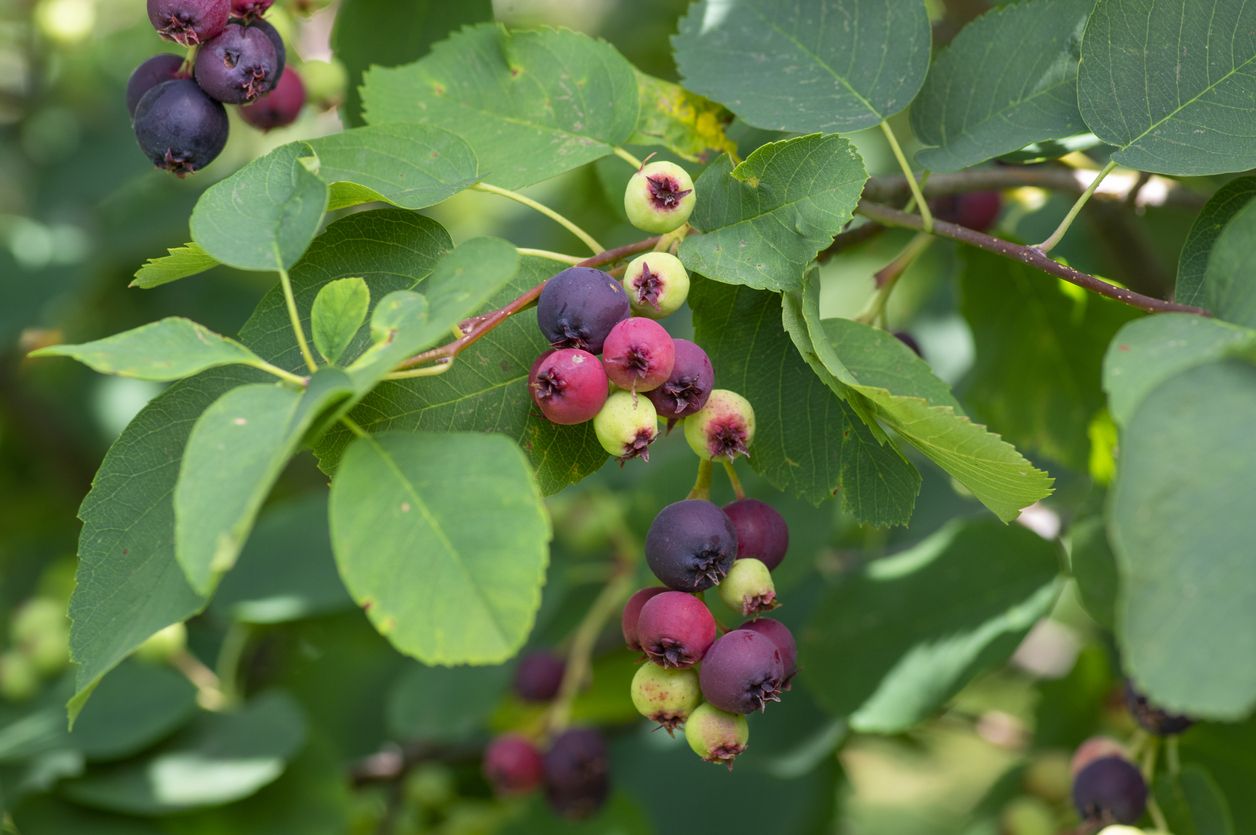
[679,134,868,292]
[1176,176,1256,308]
[311,278,370,365]
[628,69,736,163]
[1077,0,1256,176]
[801,519,1062,731]
[674,0,931,133]
[130,242,219,289]
[328,432,550,665]
[362,25,639,191]
[190,142,329,271]
[825,318,962,412]
[1069,516,1118,631]
[1155,764,1236,835]
[1199,198,1256,329]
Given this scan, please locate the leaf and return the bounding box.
[1199,198,1256,329]
[174,370,354,595]
[59,691,306,815]
[502,791,654,835]
[800,519,1063,731]
[1069,516,1118,630]
[386,662,511,740]
[825,318,962,412]
[30,317,272,382]
[678,134,868,292]
[673,0,931,133]
[311,278,370,365]
[1077,0,1256,176]
[910,0,1095,173]
[628,69,736,163]
[13,796,167,835]
[1176,176,1256,308]
[307,124,480,212]
[328,432,551,665]
[1155,765,1236,835]
[362,25,640,191]
[189,142,329,272]
[70,661,198,761]
[130,241,219,289]
[1179,717,1256,833]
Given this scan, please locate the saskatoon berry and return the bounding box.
[194,21,278,104]
[126,54,185,118]
[248,18,287,78]
[529,348,608,425]
[645,499,738,592]
[621,586,668,652]
[684,389,755,462]
[635,590,716,669]
[147,0,229,45]
[1124,679,1194,736]
[513,650,565,702]
[737,617,797,689]
[230,0,273,20]
[630,663,701,736]
[536,267,629,354]
[722,498,789,571]
[624,160,696,234]
[600,318,675,394]
[543,728,610,821]
[1071,737,1127,776]
[685,703,749,771]
[133,80,230,177]
[698,629,784,715]
[893,330,923,358]
[621,252,689,319]
[592,390,657,464]
[717,558,777,617]
[483,734,544,796]
[239,66,305,131]
[931,191,1001,232]
[644,339,713,421]
[1071,756,1147,826]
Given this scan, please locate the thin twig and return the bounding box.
[1037,159,1117,252]
[276,256,319,374]
[472,182,603,254]
[879,121,934,233]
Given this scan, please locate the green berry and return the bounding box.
[621,253,690,319]
[12,598,70,675]
[593,389,658,464]
[624,161,695,234]
[684,389,755,461]
[135,622,188,664]
[999,796,1055,835]
[298,58,348,110]
[0,651,40,702]
[717,558,777,617]
[630,663,702,736]
[684,702,748,770]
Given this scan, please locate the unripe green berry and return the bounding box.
[624,161,695,234]
[684,389,755,461]
[12,598,70,675]
[593,389,658,464]
[135,622,188,664]
[621,253,690,319]
[0,651,40,702]
[717,558,777,617]
[999,797,1055,835]
[630,663,702,737]
[684,702,748,770]
[299,58,348,110]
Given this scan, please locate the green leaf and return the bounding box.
[31,317,272,382]
[1069,516,1118,630]
[362,25,640,191]
[174,370,354,595]
[1180,717,1256,833]
[13,796,167,835]
[386,662,511,740]
[1155,764,1236,835]
[800,519,1062,731]
[679,134,868,292]
[1077,0,1256,176]
[1199,197,1256,329]
[311,278,369,365]
[70,660,198,761]
[328,432,550,665]
[1176,176,1256,308]
[190,142,329,272]
[307,124,480,212]
[60,691,306,815]
[825,318,962,412]
[502,791,654,835]
[910,0,1094,173]
[673,0,931,133]
[130,241,219,289]
[628,69,736,163]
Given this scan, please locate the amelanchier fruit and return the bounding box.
[685,703,749,770]
[698,629,784,715]
[645,339,713,421]
[543,728,610,820]
[685,389,755,461]
[635,590,716,669]
[1071,737,1127,776]
[483,734,544,796]
[621,252,690,318]
[722,498,788,571]
[147,0,228,45]
[133,80,230,177]
[126,54,185,117]
[249,18,287,78]
[513,650,565,702]
[1071,756,1147,825]
[529,349,609,425]
[717,558,777,617]
[230,0,273,20]
[621,586,668,652]
[601,317,675,393]
[630,664,702,736]
[239,66,305,131]
[737,618,797,689]
[537,267,629,354]
[645,499,738,592]
[624,160,696,234]
[194,21,279,104]
[592,390,657,463]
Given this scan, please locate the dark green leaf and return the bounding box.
[1069,516,1118,630]
[1199,198,1256,329]
[386,662,511,740]
[628,69,736,163]
[824,318,962,412]
[311,278,369,365]
[13,795,166,835]
[1180,717,1256,833]
[1177,177,1256,308]
[502,791,654,835]
[1155,764,1236,835]
[70,660,198,761]
[130,241,219,290]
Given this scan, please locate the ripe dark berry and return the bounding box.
[625,161,696,234]
[194,21,278,104]
[592,391,657,464]
[230,0,273,20]
[147,0,229,45]
[513,650,565,702]
[893,330,923,358]
[1071,737,1127,776]
[737,617,797,689]
[685,703,748,770]
[239,66,305,131]
[621,586,668,652]
[645,499,738,592]
[635,591,716,669]
[698,629,784,715]
[600,318,675,394]
[1071,756,1147,825]
[931,191,1001,232]
[536,267,630,354]
[684,389,755,461]
[529,348,608,425]
[630,663,701,736]
[644,339,713,421]
[248,18,287,78]
[622,252,689,318]
[717,558,777,617]
[543,728,610,821]
[483,734,543,796]
[126,54,186,118]
[722,498,789,572]
[133,80,230,177]
[1124,679,1194,736]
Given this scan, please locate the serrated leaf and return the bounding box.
[1198,197,1256,329]
[311,278,370,365]
[679,134,868,292]
[826,318,962,412]
[801,519,1062,731]
[130,242,219,289]
[1176,176,1256,308]
[674,0,931,133]
[362,25,639,191]
[329,432,550,664]
[911,0,1094,172]
[190,142,329,272]
[1155,764,1236,835]
[1077,0,1256,176]
[628,69,736,163]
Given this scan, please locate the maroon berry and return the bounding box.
[645,499,738,592]
[194,21,279,104]
[230,0,273,20]
[483,734,543,796]
[636,591,716,669]
[893,331,923,358]
[1071,756,1147,825]
[1124,680,1194,736]
[513,650,565,702]
[536,267,630,354]
[737,618,797,689]
[147,0,229,45]
[133,80,229,177]
[529,348,608,425]
[644,339,713,420]
[543,728,610,820]
[931,191,1001,232]
[239,66,305,131]
[722,498,789,572]
[621,586,668,652]
[600,318,675,393]
[698,630,784,715]
[126,54,186,118]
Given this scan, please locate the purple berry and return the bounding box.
[483,734,543,796]
[543,728,610,821]
[931,191,1001,232]
[635,591,716,669]
[529,348,608,425]
[147,0,229,45]
[600,318,675,394]
[1071,737,1128,776]
[1124,680,1194,736]
[722,498,789,572]
[239,66,305,131]
[893,331,923,358]
[1071,756,1147,825]
[644,339,713,421]
[536,267,630,354]
[645,499,738,593]
[698,629,784,715]
[126,54,186,118]
[621,586,668,652]
[230,0,273,20]
[194,21,278,104]
[737,618,797,689]
[248,18,287,78]
[133,79,229,177]
[513,650,565,702]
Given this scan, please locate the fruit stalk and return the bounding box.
[472,182,604,254]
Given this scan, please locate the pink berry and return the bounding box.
[636,591,717,669]
[621,586,668,652]
[483,734,544,796]
[529,348,608,425]
[600,318,675,393]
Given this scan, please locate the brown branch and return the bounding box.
[855,201,1210,317]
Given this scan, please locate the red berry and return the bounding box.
[483,734,543,796]
[147,0,229,46]
[636,591,716,669]
[600,318,675,393]
[230,0,273,20]
[513,650,565,702]
[621,586,668,652]
[722,498,789,571]
[931,191,1001,232]
[239,67,305,132]
[529,348,608,425]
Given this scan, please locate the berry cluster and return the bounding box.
[129,0,307,176]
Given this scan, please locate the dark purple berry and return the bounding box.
[1071,756,1147,825]
[636,591,717,669]
[722,498,789,572]
[194,21,278,104]
[1124,680,1194,736]
[645,500,738,593]
[513,650,565,703]
[483,734,543,796]
[621,586,668,652]
[528,348,608,425]
[536,267,629,354]
[147,0,229,45]
[239,66,304,131]
[931,191,1001,232]
[893,331,923,358]
[133,80,229,177]
[699,629,784,715]
[247,18,286,78]
[230,0,273,20]
[644,339,713,420]
[737,618,797,689]
[543,728,610,821]
[1071,737,1127,776]
[601,318,675,393]
[126,54,186,118]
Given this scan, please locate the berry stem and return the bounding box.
[878,121,934,234]
[722,459,745,501]
[686,458,713,501]
[169,648,227,711]
[854,232,933,328]
[900,170,930,215]
[248,359,309,387]
[1166,735,1180,776]
[382,359,454,380]
[472,182,604,254]
[614,147,644,169]
[516,247,583,265]
[275,257,319,373]
[1140,734,1170,831]
[340,415,368,438]
[1035,159,1118,253]
[214,621,250,710]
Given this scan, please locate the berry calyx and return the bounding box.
[717,558,777,617]
[1071,737,1128,776]
[194,21,279,104]
[684,389,755,461]
[133,80,230,177]
[230,0,273,20]
[698,629,784,715]
[625,161,696,234]
[737,617,797,689]
[645,499,738,592]
[600,318,675,394]
[543,728,610,820]
[126,54,186,118]
[513,650,565,702]
[1124,679,1194,735]
[147,0,229,45]
[529,348,608,425]
[536,267,630,354]
[592,390,657,464]
[636,591,717,669]
[630,663,702,736]
[483,734,544,796]
[722,498,789,571]
[621,252,690,319]
[239,66,305,132]
[645,339,713,421]
[248,18,287,78]
[1071,756,1147,826]
[622,586,668,652]
[684,703,749,770]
